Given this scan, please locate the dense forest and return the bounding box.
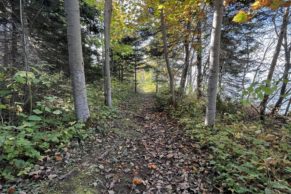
[0,0,290,193]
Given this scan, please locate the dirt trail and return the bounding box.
[41,94,215,194]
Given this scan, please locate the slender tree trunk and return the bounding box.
[121,64,124,82]
[11,0,18,66]
[64,0,90,122]
[179,22,191,96]
[179,40,190,96]
[205,0,224,127]
[4,23,9,67]
[160,8,175,105]
[104,0,112,107]
[284,97,291,116]
[259,7,289,118]
[134,49,137,93]
[20,0,32,114]
[241,40,250,99]
[272,29,290,114]
[196,21,203,98]
[156,68,159,94]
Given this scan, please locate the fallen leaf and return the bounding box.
[55,155,62,161]
[147,163,157,170]
[166,153,174,159]
[8,187,16,194]
[132,177,143,185]
[55,152,62,161]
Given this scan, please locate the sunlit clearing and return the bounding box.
[137,69,156,93]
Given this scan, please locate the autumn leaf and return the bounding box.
[260,0,272,7]
[233,10,249,23]
[251,1,262,10]
[147,163,157,170]
[55,152,62,161]
[7,187,16,194]
[269,0,284,10]
[132,177,143,185]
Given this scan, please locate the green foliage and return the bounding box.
[0,121,87,180]
[0,70,84,180]
[158,94,291,193]
[0,70,137,181]
[233,10,249,23]
[243,81,278,102]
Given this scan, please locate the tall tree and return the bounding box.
[259,7,289,118]
[160,7,175,105]
[179,22,191,97]
[64,0,90,121]
[205,0,224,126]
[104,0,112,107]
[272,17,290,114]
[20,0,33,114]
[196,21,203,98]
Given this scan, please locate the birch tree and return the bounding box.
[160,7,176,105]
[64,0,90,122]
[205,0,224,126]
[104,0,113,107]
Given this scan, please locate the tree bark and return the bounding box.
[179,40,190,96]
[284,97,291,116]
[160,8,175,105]
[11,0,18,66]
[272,25,290,114]
[179,22,191,96]
[20,0,33,114]
[259,7,289,118]
[4,23,9,67]
[64,0,90,122]
[241,40,250,100]
[205,0,224,127]
[196,21,203,98]
[104,0,112,107]
[134,48,137,93]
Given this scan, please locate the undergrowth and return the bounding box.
[156,91,291,194]
[0,68,133,181]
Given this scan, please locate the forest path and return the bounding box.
[42,94,214,194]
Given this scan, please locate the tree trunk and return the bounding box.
[134,49,137,93]
[179,40,190,96]
[205,0,224,127]
[11,0,18,66]
[160,8,175,105]
[196,21,203,98]
[64,0,90,122]
[272,26,290,114]
[259,7,289,118]
[20,0,32,114]
[104,0,112,107]
[284,97,291,116]
[241,40,250,100]
[179,22,191,96]
[156,68,159,94]
[4,23,9,67]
